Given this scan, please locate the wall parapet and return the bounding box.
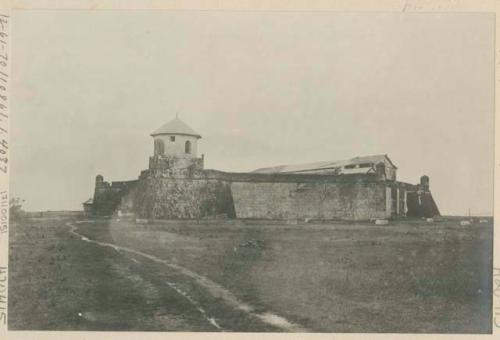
[140,168,390,184]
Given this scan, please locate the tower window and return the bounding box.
[154,139,165,155]
[185,140,191,154]
[170,136,175,142]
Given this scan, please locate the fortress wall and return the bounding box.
[91,170,439,220]
[131,177,235,219]
[200,169,381,183]
[406,191,440,218]
[231,180,387,221]
[230,182,295,220]
[92,180,138,216]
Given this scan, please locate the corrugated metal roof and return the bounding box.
[253,154,397,174]
[151,118,202,139]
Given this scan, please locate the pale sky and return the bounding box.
[11,11,494,215]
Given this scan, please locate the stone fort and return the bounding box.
[85,118,440,221]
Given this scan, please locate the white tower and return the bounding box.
[149,117,203,170]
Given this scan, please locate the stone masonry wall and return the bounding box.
[91,169,438,220]
[132,177,235,219]
[93,180,138,216]
[231,180,387,220]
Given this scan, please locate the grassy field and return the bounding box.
[8,215,492,333]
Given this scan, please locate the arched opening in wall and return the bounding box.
[185,140,191,154]
[154,139,165,156]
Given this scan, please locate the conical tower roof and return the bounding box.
[150,117,201,139]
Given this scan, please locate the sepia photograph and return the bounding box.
[4,6,495,335]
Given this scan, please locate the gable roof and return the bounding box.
[253,154,397,174]
[151,118,202,139]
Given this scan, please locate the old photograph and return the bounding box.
[6,9,494,334]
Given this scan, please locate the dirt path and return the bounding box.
[66,221,307,332]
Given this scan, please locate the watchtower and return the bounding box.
[149,117,204,170]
